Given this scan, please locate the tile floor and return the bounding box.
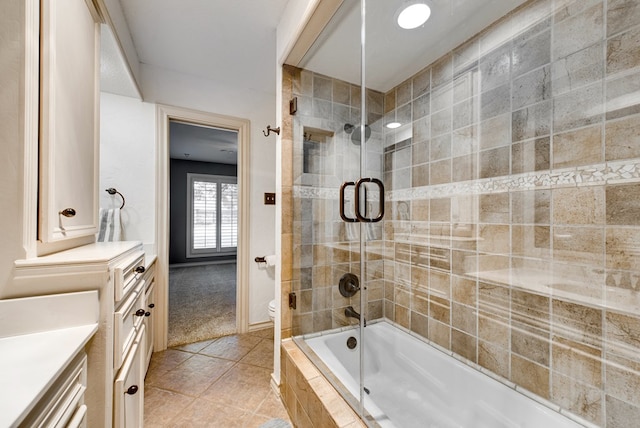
[144,328,292,427]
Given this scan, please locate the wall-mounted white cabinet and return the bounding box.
[38,0,101,254]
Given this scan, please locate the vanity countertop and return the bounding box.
[0,324,98,426]
[0,290,99,426]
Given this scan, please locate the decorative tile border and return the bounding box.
[293,160,640,201]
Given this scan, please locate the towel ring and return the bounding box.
[105,188,125,209]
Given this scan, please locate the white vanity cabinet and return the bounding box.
[38,0,102,253]
[12,241,152,428]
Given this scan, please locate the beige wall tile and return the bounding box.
[605,114,640,161]
[607,25,640,75]
[606,183,640,225]
[553,125,603,168]
[511,354,550,399]
[551,372,604,425]
[478,340,510,379]
[553,187,605,224]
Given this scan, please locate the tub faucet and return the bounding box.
[345,306,366,327]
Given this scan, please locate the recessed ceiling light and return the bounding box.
[397,1,431,30]
[386,122,402,129]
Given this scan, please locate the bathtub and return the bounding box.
[301,321,588,428]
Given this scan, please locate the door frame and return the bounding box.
[155,104,250,351]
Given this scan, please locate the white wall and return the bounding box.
[101,62,278,325]
[99,93,156,253]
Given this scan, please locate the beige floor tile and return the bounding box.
[244,413,271,427]
[240,339,274,369]
[150,354,235,396]
[145,332,286,427]
[200,363,272,412]
[248,327,275,340]
[173,338,217,353]
[148,349,193,374]
[171,398,252,427]
[255,391,291,420]
[143,386,194,427]
[199,334,262,361]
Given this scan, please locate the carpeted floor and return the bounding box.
[168,263,237,347]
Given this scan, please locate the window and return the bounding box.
[187,173,237,257]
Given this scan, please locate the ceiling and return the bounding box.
[102,0,532,162]
[169,121,238,165]
[299,0,531,92]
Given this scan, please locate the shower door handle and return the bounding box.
[340,181,358,222]
[355,178,385,223]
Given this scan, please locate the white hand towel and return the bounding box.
[97,208,122,242]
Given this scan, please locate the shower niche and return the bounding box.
[296,126,336,186]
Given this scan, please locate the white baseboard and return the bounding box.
[270,373,280,396]
[249,320,274,332]
[169,259,236,268]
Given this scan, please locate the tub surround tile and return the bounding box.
[453,71,479,102]
[479,146,510,179]
[553,83,603,132]
[512,65,551,110]
[606,183,640,225]
[604,354,640,407]
[551,372,604,425]
[552,43,604,96]
[552,336,603,388]
[412,68,431,99]
[512,101,552,143]
[607,25,640,76]
[512,137,550,174]
[478,340,510,379]
[479,42,512,92]
[480,114,511,150]
[606,394,640,428]
[606,115,640,161]
[480,84,511,121]
[512,30,551,78]
[553,125,603,168]
[607,0,640,36]
[606,72,640,120]
[511,354,550,399]
[553,186,605,225]
[552,3,603,60]
[451,328,477,362]
[606,227,640,270]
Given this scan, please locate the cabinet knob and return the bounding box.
[148,303,155,309]
[59,208,76,217]
[135,309,145,317]
[134,266,146,274]
[125,385,139,395]
[145,312,151,317]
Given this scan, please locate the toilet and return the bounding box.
[268,299,276,322]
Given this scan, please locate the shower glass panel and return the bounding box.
[290,0,379,420]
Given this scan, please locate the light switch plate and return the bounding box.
[264,193,276,205]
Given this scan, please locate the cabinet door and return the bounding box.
[39,0,101,249]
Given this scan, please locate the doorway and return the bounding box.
[168,120,239,346]
[156,105,251,352]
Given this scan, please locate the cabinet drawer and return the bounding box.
[66,404,87,428]
[23,353,87,428]
[113,280,145,370]
[143,278,156,370]
[113,252,145,302]
[114,325,145,428]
